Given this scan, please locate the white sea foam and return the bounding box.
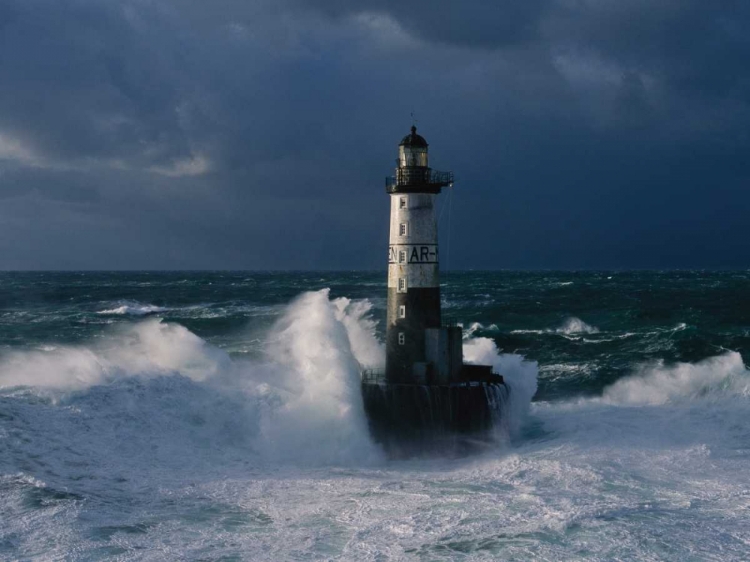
[332,296,384,369]
[464,322,500,338]
[17,292,750,560]
[0,320,229,390]
[1,289,384,467]
[556,317,599,335]
[1,327,749,559]
[252,290,382,464]
[602,351,750,406]
[0,288,540,469]
[97,301,168,316]
[463,337,538,434]
[511,317,600,336]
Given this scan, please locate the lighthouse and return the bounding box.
[385,126,457,384]
[360,125,507,453]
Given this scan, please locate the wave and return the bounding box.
[1,290,383,467]
[602,351,749,406]
[97,301,168,316]
[463,322,500,338]
[511,317,599,336]
[556,317,599,335]
[255,290,381,464]
[463,337,538,435]
[0,289,540,469]
[517,350,750,562]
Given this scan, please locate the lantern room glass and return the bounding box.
[399,146,428,168]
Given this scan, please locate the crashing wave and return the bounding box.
[602,351,749,406]
[1,289,539,466]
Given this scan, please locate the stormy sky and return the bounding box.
[0,0,748,270]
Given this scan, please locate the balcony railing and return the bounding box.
[385,168,454,193]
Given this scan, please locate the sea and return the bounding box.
[1,271,749,561]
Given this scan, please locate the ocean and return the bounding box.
[1,271,749,560]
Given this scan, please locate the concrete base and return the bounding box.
[361,381,509,457]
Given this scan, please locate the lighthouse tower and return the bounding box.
[359,125,507,452]
[385,126,456,384]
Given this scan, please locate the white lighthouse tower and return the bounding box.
[385,126,459,384]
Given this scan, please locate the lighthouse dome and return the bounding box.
[399,126,428,148]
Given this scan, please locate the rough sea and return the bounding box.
[1,271,749,561]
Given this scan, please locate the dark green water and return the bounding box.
[1,270,748,400]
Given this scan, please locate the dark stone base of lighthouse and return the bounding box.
[384,287,441,384]
[365,308,510,455]
[360,368,509,457]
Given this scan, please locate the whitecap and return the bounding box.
[97,301,168,316]
[511,317,599,336]
[555,317,599,335]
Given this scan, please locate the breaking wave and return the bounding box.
[556,317,599,335]
[463,322,500,338]
[1,289,537,469]
[602,351,750,406]
[463,337,538,434]
[511,317,599,336]
[2,290,383,467]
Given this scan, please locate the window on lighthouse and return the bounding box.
[398,332,405,345]
[399,223,408,236]
[399,250,406,264]
[398,278,407,293]
[399,197,407,209]
[399,305,406,318]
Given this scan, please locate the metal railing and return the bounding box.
[428,169,454,186]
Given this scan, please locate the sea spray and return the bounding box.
[332,295,384,369]
[0,289,384,467]
[556,317,599,335]
[602,351,750,406]
[0,320,230,390]
[463,337,538,435]
[255,289,382,464]
[510,316,599,336]
[0,289,535,466]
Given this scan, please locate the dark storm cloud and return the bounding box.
[0,0,748,269]
[0,0,209,172]
[283,0,549,49]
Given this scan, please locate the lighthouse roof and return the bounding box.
[399,126,428,148]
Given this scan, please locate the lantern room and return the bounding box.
[386,126,454,193]
[398,126,429,168]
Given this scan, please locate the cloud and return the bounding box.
[0,1,203,171]
[0,0,748,269]
[0,132,40,167]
